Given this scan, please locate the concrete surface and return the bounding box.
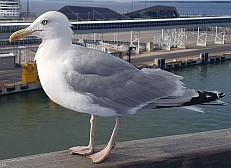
[1,128,231,168]
[0,68,23,84]
[131,43,231,66]
[1,42,231,84]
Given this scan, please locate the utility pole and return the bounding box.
[127,46,136,63]
[131,0,133,12]
[27,0,29,18]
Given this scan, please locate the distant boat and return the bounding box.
[0,0,21,20]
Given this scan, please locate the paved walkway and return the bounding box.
[130,43,231,66]
[0,68,22,85]
[1,43,231,84]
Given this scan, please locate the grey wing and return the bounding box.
[65,50,186,115]
[72,45,135,76]
[143,89,199,109]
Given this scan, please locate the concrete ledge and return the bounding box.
[1,129,231,168]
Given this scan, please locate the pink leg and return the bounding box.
[88,116,121,163]
[69,114,96,156]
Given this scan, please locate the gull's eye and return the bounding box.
[41,20,48,25]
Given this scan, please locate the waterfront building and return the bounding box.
[0,0,21,20]
[58,5,129,21]
[1,16,231,47]
[125,5,180,19]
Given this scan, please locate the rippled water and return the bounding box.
[1,61,231,160]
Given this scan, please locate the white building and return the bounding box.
[0,0,21,20]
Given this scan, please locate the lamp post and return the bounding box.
[127,46,136,63]
[88,12,90,20]
[76,13,78,21]
[131,0,133,12]
[93,11,95,21]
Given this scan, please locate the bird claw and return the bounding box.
[69,146,94,156]
[87,145,112,163]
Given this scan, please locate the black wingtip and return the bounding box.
[218,92,225,98]
[182,90,225,106]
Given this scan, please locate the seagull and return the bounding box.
[9,11,225,163]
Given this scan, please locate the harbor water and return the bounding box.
[1,0,231,162]
[1,61,231,160]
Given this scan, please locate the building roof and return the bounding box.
[125,5,180,19]
[20,12,37,20]
[58,5,129,21]
[0,53,15,58]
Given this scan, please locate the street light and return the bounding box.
[88,12,90,20]
[76,13,78,21]
[127,46,136,63]
[131,0,133,12]
[93,11,95,21]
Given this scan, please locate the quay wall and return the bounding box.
[1,129,231,168]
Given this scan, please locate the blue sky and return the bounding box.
[20,0,231,3]
[21,0,231,1]
[20,0,231,16]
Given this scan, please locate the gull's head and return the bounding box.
[10,11,73,42]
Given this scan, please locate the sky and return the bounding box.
[20,0,231,16]
[20,0,231,2]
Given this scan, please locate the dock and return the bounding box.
[0,63,41,95]
[130,43,231,69]
[0,81,41,95]
[1,42,231,95]
[1,128,231,168]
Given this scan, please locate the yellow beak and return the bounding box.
[9,28,34,42]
